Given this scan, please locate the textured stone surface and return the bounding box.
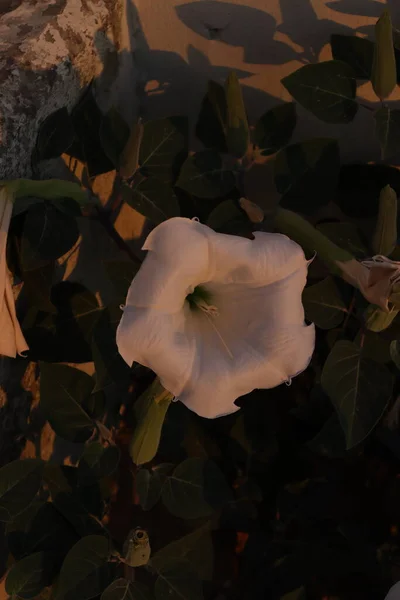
[0,0,127,179]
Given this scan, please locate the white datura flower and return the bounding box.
[116,217,315,418]
[385,582,400,600]
[0,187,29,358]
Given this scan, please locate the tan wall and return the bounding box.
[130,0,400,164]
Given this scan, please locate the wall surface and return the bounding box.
[131,0,400,164]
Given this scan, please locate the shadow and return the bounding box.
[326,0,386,17]
[277,0,356,62]
[175,1,298,64]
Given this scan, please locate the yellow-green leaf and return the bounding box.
[364,304,399,332]
[372,9,397,100]
[372,184,397,255]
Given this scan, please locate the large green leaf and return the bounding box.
[364,304,399,333]
[281,60,358,124]
[390,339,400,370]
[78,442,120,484]
[176,150,236,199]
[154,562,203,600]
[119,118,144,179]
[254,103,297,156]
[130,379,173,466]
[274,138,340,214]
[103,261,138,305]
[39,362,94,443]
[195,80,227,152]
[206,199,245,232]
[100,107,130,169]
[330,34,373,79]
[321,340,393,449]
[316,221,368,258]
[151,522,214,581]
[225,71,249,158]
[372,184,397,255]
[101,579,154,600]
[21,202,79,271]
[135,468,163,511]
[0,459,44,522]
[302,276,347,330]
[139,117,188,183]
[56,535,111,600]
[123,175,180,224]
[161,457,232,519]
[374,106,400,160]
[372,9,397,100]
[5,551,54,599]
[35,107,75,161]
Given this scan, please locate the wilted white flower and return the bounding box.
[0,187,28,358]
[116,217,315,418]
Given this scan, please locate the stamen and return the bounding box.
[192,297,233,359]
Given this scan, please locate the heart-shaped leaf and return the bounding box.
[254,103,296,156]
[139,117,188,183]
[330,34,373,79]
[176,150,236,199]
[123,175,180,224]
[302,276,347,330]
[154,562,203,600]
[6,551,54,599]
[136,468,163,511]
[78,443,120,484]
[101,579,154,600]
[0,459,44,522]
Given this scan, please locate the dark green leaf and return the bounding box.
[139,117,188,183]
[281,60,358,124]
[36,107,75,160]
[6,551,54,599]
[275,138,340,214]
[321,340,393,449]
[130,379,172,466]
[21,203,79,271]
[302,276,347,330]
[353,329,392,364]
[103,260,138,305]
[390,339,400,369]
[0,459,44,523]
[100,107,130,169]
[254,103,297,155]
[330,34,373,79]
[56,535,111,600]
[119,119,144,179]
[176,150,236,199]
[21,263,56,313]
[206,199,244,231]
[161,457,232,519]
[39,362,94,443]
[135,469,162,511]
[316,221,368,257]
[225,71,249,158]
[151,523,213,581]
[154,562,203,600]
[195,80,227,152]
[101,579,154,600]
[375,106,400,160]
[123,175,180,224]
[78,442,120,484]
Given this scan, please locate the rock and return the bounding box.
[0,0,131,179]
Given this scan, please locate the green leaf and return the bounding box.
[354,329,392,364]
[372,9,397,100]
[372,184,397,255]
[195,80,227,153]
[302,276,347,330]
[139,117,188,183]
[274,138,340,214]
[123,175,180,224]
[39,362,94,443]
[316,221,368,258]
[56,535,111,600]
[176,150,236,199]
[103,261,138,305]
[390,339,400,369]
[36,107,75,161]
[321,340,393,449]
[375,106,400,160]
[6,551,53,599]
[254,103,297,156]
[100,107,131,169]
[21,202,79,271]
[281,60,358,124]
[130,378,173,466]
[101,579,154,600]
[161,457,232,519]
[206,199,244,232]
[78,443,120,484]
[119,118,144,179]
[0,459,44,522]
[330,34,374,79]
[135,469,162,511]
[151,523,213,581]
[364,305,399,332]
[154,562,203,600]
[225,71,249,158]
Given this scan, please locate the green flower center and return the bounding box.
[186,285,213,311]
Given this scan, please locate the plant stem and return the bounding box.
[94,206,143,268]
